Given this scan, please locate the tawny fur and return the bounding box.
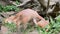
[5,9,49,28]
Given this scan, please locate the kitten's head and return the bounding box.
[37,20,49,28]
[5,16,15,23]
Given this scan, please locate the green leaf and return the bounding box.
[55,15,60,22]
[50,17,55,25]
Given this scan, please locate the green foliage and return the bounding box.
[55,15,60,22]
[36,16,60,34]
[4,22,17,32]
[0,5,20,12]
[3,5,20,12]
[16,1,20,5]
[0,4,4,12]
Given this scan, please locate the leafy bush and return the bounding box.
[3,5,20,12]
[0,5,20,12]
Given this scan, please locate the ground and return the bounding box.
[0,26,38,34]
